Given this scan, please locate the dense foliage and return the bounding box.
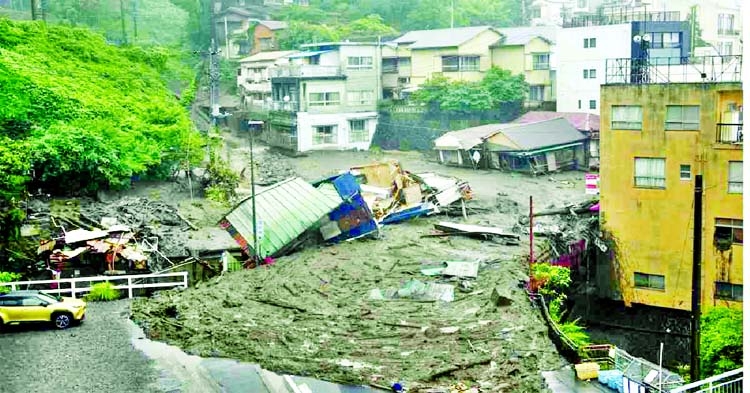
[0,18,202,241]
[0,272,22,294]
[277,14,397,50]
[85,282,121,301]
[412,67,529,111]
[701,307,742,377]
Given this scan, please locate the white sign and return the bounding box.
[255,219,264,240]
[585,173,600,195]
[472,151,481,163]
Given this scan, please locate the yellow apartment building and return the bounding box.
[599,57,743,311]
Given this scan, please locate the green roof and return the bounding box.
[221,177,343,257]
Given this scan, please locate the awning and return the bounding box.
[285,50,332,59]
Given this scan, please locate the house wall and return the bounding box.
[296,112,378,152]
[557,23,633,115]
[252,24,279,54]
[492,37,556,103]
[408,29,501,86]
[599,82,743,311]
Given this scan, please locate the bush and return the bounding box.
[532,262,572,296]
[701,307,742,377]
[0,271,21,293]
[85,282,121,301]
[559,319,591,348]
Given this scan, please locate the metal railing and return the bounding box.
[716,123,743,144]
[605,55,742,84]
[0,272,188,299]
[669,368,743,393]
[717,29,740,36]
[271,64,343,78]
[247,100,300,112]
[564,11,680,27]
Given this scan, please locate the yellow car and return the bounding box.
[0,290,86,330]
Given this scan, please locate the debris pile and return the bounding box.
[252,150,297,186]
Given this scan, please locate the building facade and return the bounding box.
[598,58,742,311]
[255,43,380,152]
[557,15,691,114]
[237,50,296,107]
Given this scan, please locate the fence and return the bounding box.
[563,11,681,28]
[669,368,743,393]
[0,272,188,299]
[605,56,743,85]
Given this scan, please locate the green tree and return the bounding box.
[439,81,495,111]
[411,67,528,110]
[701,307,742,377]
[483,66,529,104]
[277,20,341,50]
[339,14,398,40]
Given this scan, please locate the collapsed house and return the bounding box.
[219,161,472,260]
[434,118,588,175]
[514,111,601,169]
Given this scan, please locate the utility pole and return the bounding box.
[132,0,139,43]
[690,174,703,382]
[450,0,455,28]
[120,0,128,45]
[29,0,38,20]
[248,122,258,261]
[39,0,47,21]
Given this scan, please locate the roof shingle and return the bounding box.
[392,26,496,49]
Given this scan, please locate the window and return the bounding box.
[728,161,742,193]
[611,105,643,130]
[532,53,550,70]
[347,56,373,69]
[665,105,700,130]
[259,37,274,50]
[634,273,665,290]
[382,58,398,73]
[634,157,666,189]
[718,42,733,56]
[313,125,337,145]
[529,86,545,102]
[578,100,581,109]
[442,56,480,72]
[718,13,735,35]
[0,297,20,306]
[349,120,368,143]
[347,90,374,106]
[649,32,681,49]
[679,164,691,180]
[308,92,340,106]
[237,68,242,76]
[583,69,596,79]
[398,57,411,68]
[715,282,742,301]
[21,296,46,306]
[577,0,587,8]
[531,6,541,18]
[715,218,743,245]
[589,100,596,110]
[397,77,410,84]
[584,38,596,48]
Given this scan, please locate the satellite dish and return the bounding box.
[283,95,290,102]
[633,35,642,43]
[642,34,651,42]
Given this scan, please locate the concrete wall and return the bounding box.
[296,112,377,152]
[599,82,743,311]
[557,23,633,114]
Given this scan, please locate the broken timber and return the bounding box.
[433,222,520,240]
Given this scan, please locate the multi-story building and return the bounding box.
[237,50,297,107]
[557,13,691,114]
[598,54,743,311]
[252,42,381,152]
[490,26,558,107]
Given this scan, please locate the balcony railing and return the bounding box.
[247,100,300,112]
[669,368,743,393]
[270,65,343,78]
[717,28,740,36]
[716,123,743,145]
[605,55,742,84]
[563,11,680,27]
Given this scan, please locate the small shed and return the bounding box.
[434,118,587,175]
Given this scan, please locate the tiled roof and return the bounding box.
[392,26,496,49]
[259,20,288,30]
[514,111,600,131]
[492,26,558,46]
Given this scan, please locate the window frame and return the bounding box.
[715,281,742,301]
[728,161,743,194]
[532,53,550,70]
[715,218,743,244]
[308,92,340,107]
[634,272,665,291]
[529,85,545,102]
[584,37,596,48]
[589,100,596,110]
[347,56,374,70]
[348,120,368,143]
[313,125,337,145]
[665,105,700,130]
[679,164,691,181]
[441,55,480,72]
[634,157,666,189]
[347,90,374,106]
[611,105,643,130]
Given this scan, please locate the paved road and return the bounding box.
[0,300,159,393]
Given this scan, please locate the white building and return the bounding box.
[237,50,297,107]
[262,43,381,153]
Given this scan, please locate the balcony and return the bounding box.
[563,11,680,28]
[270,65,344,78]
[605,55,742,84]
[718,28,740,36]
[247,100,300,114]
[716,123,743,145]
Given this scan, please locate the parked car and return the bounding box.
[0,290,86,330]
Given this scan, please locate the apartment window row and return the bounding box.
[648,32,681,49]
[532,53,549,70]
[347,90,374,106]
[312,123,369,145]
[583,69,596,79]
[634,274,744,301]
[583,37,596,48]
[611,105,699,131]
[442,56,480,72]
[347,56,373,70]
[634,158,742,193]
[308,92,340,106]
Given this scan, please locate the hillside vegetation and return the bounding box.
[0,18,202,248]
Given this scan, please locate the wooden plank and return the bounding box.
[434,222,520,240]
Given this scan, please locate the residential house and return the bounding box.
[598,55,742,311]
[215,7,258,53]
[490,26,559,107]
[238,50,297,107]
[225,20,288,59]
[260,42,381,152]
[250,20,288,55]
[514,111,600,163]
[434,118,588,174]
[388,26,503,88]
[557,13,691,114]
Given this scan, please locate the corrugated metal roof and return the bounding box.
[221,177,343,257]
[492,26,558,46]
[514,111,600,131]
[285,50,332,59]
[392,26,495,49]
[499,118,587,151]
[239,50,298,63]
[433,124,512,150]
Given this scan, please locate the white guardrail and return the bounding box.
[0,272,188,299]
[669,368,743,393]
